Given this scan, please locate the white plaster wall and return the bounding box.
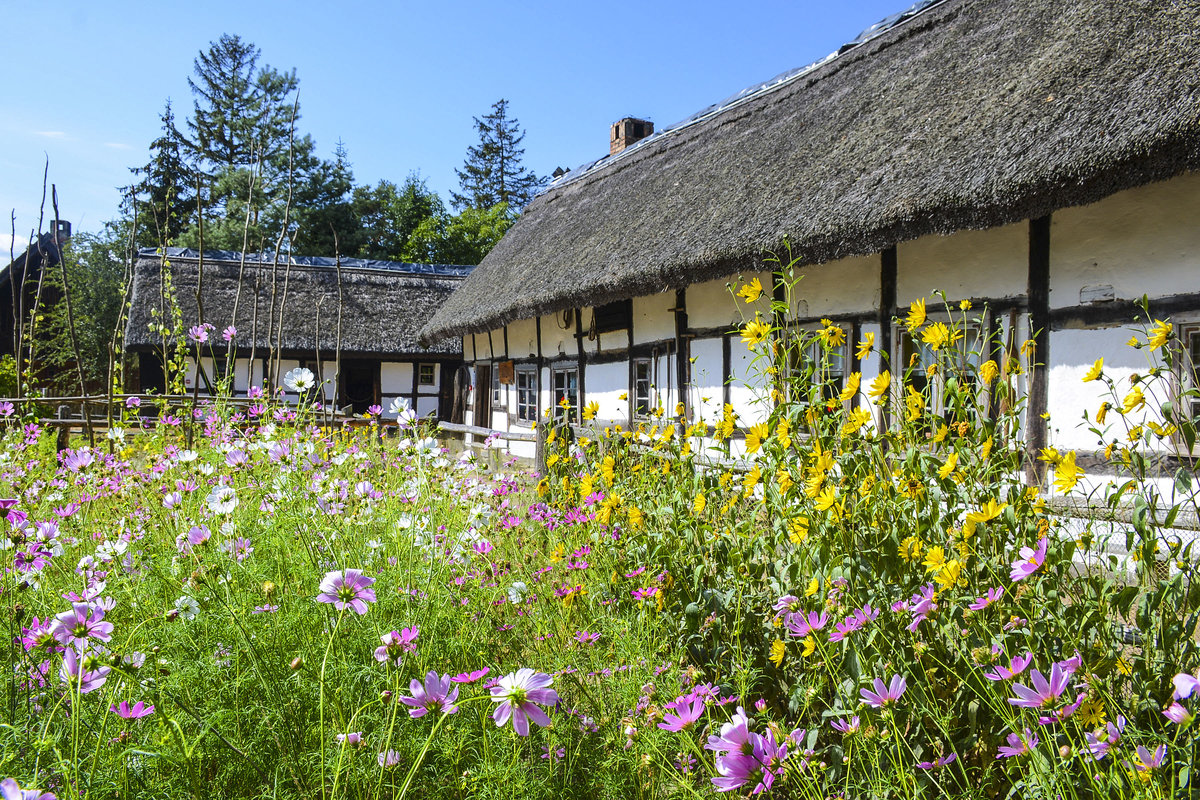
[1051,172,1200,308]
[690,336,725,424]
[793,254,878,318]
[584,361,628,423]
[729,339,770,425]
[507,319,539,359]
[633,293,676,344]
[417,363,440,395]
[540,313,577,358]
[416,396,439,418]
[897,221,1027,306]
[315,361,337,401]
[688,274,768,330]
[382,363,413,395]
[1048,327,1174,453]
[472,332,494,361]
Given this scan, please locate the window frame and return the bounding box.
[552,366,579,424]
[892,315,986,424]
[1173,322,1200,454]
[784,325,849,409]
[417,363,436,387]
[632,357,653,420]
[515,366,538,425]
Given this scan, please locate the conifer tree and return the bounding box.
[452,99,545,212]
[126,100,194,248]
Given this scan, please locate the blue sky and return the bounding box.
[2,0,905,252]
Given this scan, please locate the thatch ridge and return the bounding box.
[421,0,1200,342]
[126,254,463,357]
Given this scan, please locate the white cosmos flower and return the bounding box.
[176,450,198,463]
[107,427,126,442]
[174,595,200,621]
[283,367,316,393]
[206,486,238,515]
[95,539,129,563]
[196,463,215,476]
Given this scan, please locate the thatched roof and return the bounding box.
[422,0,1200,341]
[126,250,468,357]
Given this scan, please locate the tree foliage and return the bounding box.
[125,100,193,249]
[120,38,536,268]
[38,223,130,393]
[452,99,545,212]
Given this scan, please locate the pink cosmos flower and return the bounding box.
[336,732,363,747]
[377,749,401,768]
[1010,537,1047,582]
[490,668,560,736]
[968,586,1004,611]
[51,603,113,647]
[60,646,110,694]
[374,626,420,666]
[860,674,907,708]
[222,326,237,342]
[0,777,56,800]
[316,569,376,615]
[784,610,829,638]
[983,652,1033,681]
[1173,671,1200,699]
[1164,702,1193,725]
[917,753,957,770]
[658,695,706,732]
[1085,716,1126,760]
[451,668,490,684]
[996,729,1037,758]
[110,700,154,719]
[1129,744,1167,773]
[831,716,860,734]
[400,671,460,718]
[1007,663,1068,709]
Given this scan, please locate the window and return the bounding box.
[632,359,653,418]
[491,365,504,408]
[787,331,846,405]
[516,368,537,424]
[592,299,633,333]
[418,363,436,386]
[552,367,579,423]
[897,321,983,424]
[1178,326,1200,426]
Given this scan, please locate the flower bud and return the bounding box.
[290,656,303,671]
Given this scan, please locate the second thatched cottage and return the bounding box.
[126,249,472,419]
[419,0,1200,480]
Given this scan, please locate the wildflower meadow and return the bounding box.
[4,276,1200,799]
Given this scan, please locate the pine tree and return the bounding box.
[125,100,194,248]
[178,34,314,250]
[452,99,546,212]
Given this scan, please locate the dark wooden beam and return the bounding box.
[879,246,897,428]
[574,308,586,418]
[1026,215,1052,487]
[674,289,691,421]
[722,332,732,410]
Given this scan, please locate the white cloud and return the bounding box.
[2,233,31,260]
[33,130,66,139]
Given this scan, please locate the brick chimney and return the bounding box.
[610,118,654,155]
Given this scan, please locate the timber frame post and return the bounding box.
[1025,215,1052,487]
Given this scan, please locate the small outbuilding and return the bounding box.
[125,248,472,418]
